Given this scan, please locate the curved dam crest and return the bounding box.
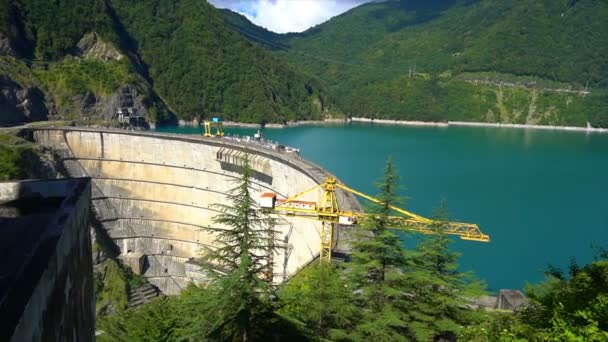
[30,127,360,294]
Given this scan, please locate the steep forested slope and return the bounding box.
[0,0,327,125]
[108,0,326,123]
[226,0,608,127]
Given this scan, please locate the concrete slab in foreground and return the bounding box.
[0,178,93,342]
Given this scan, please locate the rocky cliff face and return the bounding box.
[76,32,123,62]
[0,28,171,127]
[76,86,148,121]
[0,76,48,126]
[49,33,152,125]
[0,32,17,57]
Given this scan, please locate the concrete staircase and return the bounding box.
[128,283,161,308]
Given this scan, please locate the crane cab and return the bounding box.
[259,193,317,211]
[338,216,356,225]
[260,192,277,209]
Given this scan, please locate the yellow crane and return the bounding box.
[260,177,490,263]
[203,117,224,137]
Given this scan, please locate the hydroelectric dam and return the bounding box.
[28,128,360,295]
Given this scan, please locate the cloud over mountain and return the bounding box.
[210,0,372,33]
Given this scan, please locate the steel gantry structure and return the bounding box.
[260,177,490,263]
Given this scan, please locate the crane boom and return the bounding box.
[335,182,431,223]
[262,177,490,262]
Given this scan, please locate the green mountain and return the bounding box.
[226,0,608,127]
[0,0,327,125]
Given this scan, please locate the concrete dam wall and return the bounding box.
[30,128,359,295]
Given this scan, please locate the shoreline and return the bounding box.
[350,117,449,127]
[176,118,349,129]
[448,121,608,133]
[175,117,608,133]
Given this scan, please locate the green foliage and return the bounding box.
[457,311,528,342]
[177,281,309,341]
[1,1,175,124]
[93,249,147,320]
[343,158,413,340]
[3,0,321,124]
[35,57,134,97]
[8,0,605,126]
[95,259,129,315]
[337,159,488,341]
[400,198,486,340]
[226,0,608,126]
[0,57,40,86]
[201,160,278,289]
[98,297,181,342]
[516,257,608,341]
[463,254,608,341]
[278,262,357,339]
[0,133,48,180]
[0,145,23,180]
[194,160,308,341]
[32,56,143,120]
[5,0,111,59]
[107,0,327,123]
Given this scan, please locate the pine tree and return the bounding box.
[201,159,278,288]
[401,198,486,341]
[196,159,282,341]
[346,157,411,341]
[278,262,357,339]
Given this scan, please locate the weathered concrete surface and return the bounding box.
[0,178,94,342]
[30,127,360,294]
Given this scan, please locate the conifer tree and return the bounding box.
[401,198,486,341]
[278,262,357,339]
[201,159,278,288]
[346,157,412,341]
[196,159,282,341]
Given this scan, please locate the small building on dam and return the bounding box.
[28,127,360,295]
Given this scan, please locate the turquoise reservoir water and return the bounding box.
[156,123,608,291]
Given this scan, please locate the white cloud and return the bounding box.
[210,0,372,33]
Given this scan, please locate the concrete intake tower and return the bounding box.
[29,128,359,294]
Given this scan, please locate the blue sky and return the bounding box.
[209,0,373,33]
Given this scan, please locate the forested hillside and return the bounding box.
[3,0,607,126]
[0,0,173,124]
[0,0,327,125]
[226,0,608,127]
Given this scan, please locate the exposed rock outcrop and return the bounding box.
[76,32,123,62]
[75,86,149,128]
[0,32,17,56]
[0,76,48,126]
[100,87,147,120]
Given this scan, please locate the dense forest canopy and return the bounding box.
[225,0,608,127]
[0,0,328,124]
[1,0,606,125]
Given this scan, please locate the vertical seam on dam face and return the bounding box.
[100,132,104,159]
[28,127,360,295]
